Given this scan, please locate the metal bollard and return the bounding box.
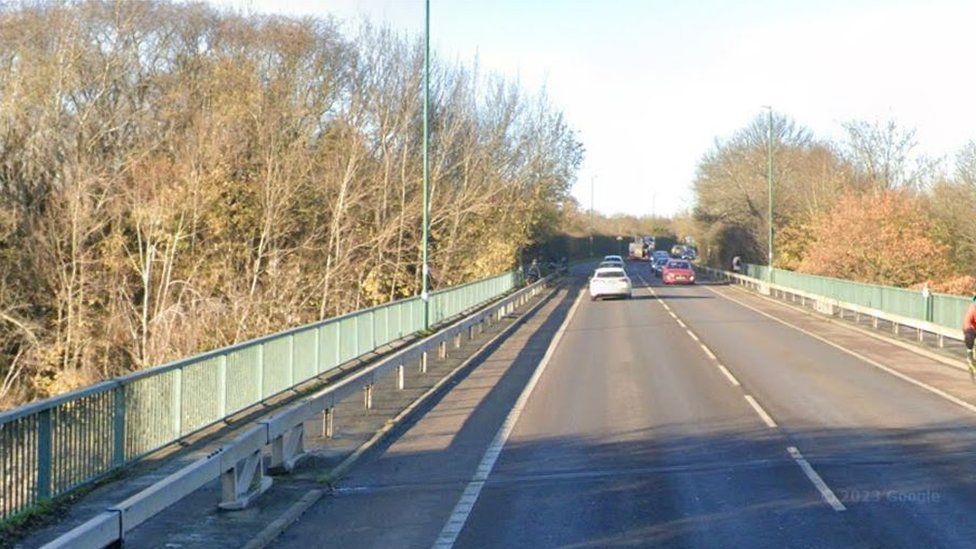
[420,351,428,373]
[363,384,373,410]
[396,364,405,390]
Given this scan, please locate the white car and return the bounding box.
[599,255,625,269]
[589,267,633,300]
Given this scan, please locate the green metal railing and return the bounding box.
[0,270,517,523]
[742,264,967,333]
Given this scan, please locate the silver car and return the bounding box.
[589,267,633,300]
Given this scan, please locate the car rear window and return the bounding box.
[596,270,626,278]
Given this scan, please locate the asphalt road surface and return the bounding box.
[274,262,976,548]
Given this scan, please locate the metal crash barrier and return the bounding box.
[40,272,557,548]
[700,266,964,347]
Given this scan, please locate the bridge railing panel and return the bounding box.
[742,263,969,333]
[0,270,517,524]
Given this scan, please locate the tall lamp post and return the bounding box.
[421,0,431,330]
[762,105,774,281]
[589,176,595,257]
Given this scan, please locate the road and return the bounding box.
[273,262,976,548]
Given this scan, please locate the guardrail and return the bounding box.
[0,271,517,525]
[701,266,965,347]
[40,272,556,549]
[741,264,971,331]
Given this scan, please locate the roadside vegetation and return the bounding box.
[686,114,976,293]
[0,1,582,409]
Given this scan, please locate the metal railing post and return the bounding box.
[113,385,126,466]
[37,408,52,500]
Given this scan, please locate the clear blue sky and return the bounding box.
[217,0,976,217]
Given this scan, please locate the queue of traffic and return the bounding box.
[588,246,698,301]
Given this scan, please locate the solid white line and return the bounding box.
[715,363,741,386]
[706,286,976,416]
[432,288,587,549]
[743,394,777,428]
[787,446,847,511]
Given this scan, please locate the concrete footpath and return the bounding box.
[16,282,561,549]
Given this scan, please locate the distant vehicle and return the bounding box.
[598,260,624,269]
[670,244,697,260]
[604,255,624,263]
[652,250,670,261]
[589,267,633,300]
[652,256,669,277]
[662,259,695,285]
[627,236,656,261]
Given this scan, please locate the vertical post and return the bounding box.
[364,385,373,411]
[288,334,295,388]
[322,407,334,438]
[172,368,183,439]
[218,355,227,418]
[37,408,52,500]
[113,385,126,466]
[421,0,431,331]
[589,176,595,257]
[767,107,773,271]
[256,344,265,401]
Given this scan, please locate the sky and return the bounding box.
[213,0,976,217]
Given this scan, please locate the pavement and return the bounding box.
[269,262,976,548]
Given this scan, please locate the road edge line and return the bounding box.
[432,288,587,548]
[706,285,976,416]
[724,282,968,373]
[241,282,564,549]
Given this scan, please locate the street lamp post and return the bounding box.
[767,108,773,270]
[589,176,595,257]
[421,0,431,330]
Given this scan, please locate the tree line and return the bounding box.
[687,113,976,292]
[0,1,582,408]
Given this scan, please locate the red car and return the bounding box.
[662,259,695,285]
